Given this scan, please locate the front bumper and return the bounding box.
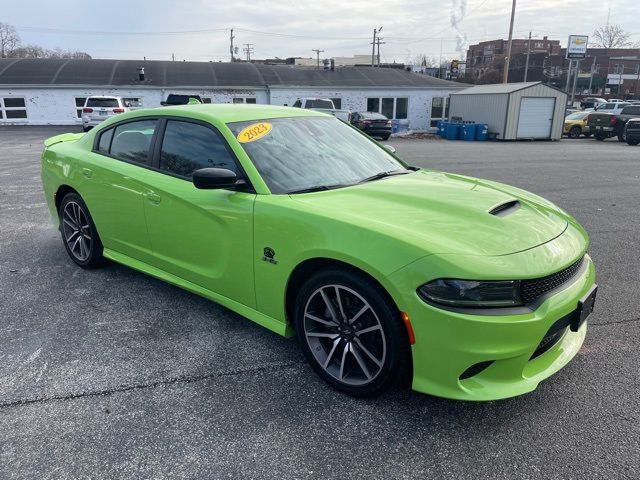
[385,225,595,401]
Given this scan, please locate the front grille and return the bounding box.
[627,122,640,131]
[521,257,585,305]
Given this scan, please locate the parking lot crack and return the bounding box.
[592,316,640,327]
[0,361,302,410]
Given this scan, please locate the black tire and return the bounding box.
[59,193,104,269]
[594,133,606,141]
[381,133,391,141]
[82,126,92,132]
[569,126,582,139]
[627,139,639,146]
[294,268,411,397]
[583,132,592,138]
[617,131,626,142]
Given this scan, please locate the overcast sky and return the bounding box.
[2,0,639,63]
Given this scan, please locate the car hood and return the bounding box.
[289,170,568,256]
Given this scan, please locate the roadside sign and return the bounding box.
[567,35,588,59]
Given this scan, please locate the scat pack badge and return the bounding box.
[262,247,277,264]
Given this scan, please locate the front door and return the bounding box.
[142,118,256,308]
[79,118,159,263]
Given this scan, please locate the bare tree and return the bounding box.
[591,25,639,48]
[9,45,92,59]
[0,21,20,58]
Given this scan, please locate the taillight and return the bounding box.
[82,108,93,113]
[610,116,617,126]
[113,108,125,113]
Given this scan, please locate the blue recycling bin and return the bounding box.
[462,123,478,141]
[436,120,445,137]
[475,124,488,141]
[445,123,460,140]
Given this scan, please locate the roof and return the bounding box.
[0,58,464,89]
[451,82,546,95]
[154,104,328,123]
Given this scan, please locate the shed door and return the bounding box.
[516,97,555,139]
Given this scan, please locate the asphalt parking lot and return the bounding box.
[1,126,639,479]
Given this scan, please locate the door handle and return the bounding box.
[146,192,161,205]
[82,168,93,178]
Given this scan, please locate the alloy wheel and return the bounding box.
[303,284,386,386]
[62,201,92,262]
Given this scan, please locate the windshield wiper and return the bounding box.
[358,169,411,184]
[288,184,348,194]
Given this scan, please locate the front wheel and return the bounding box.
[294,268,411,397]
[569,126,582,139]
[59,193,104,268]
[381,133,391,140]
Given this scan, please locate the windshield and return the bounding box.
[229,117,407,194]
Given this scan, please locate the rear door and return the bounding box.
[79,118,158,263]
[142,118,256,307]
[517,97,556,139]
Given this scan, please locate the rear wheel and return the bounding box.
[381,133,391,140]
[594,133,606,141]
[583,132,591,138]
[294,268,411,397]
[569,126,582,139]
[59,193,104,268]
[627,139,639,146]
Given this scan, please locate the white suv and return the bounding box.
[81,96,129,131]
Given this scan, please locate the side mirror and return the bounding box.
[192,168,239,189]
[383,144,396,154]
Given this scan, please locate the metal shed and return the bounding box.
[448,82,567,140]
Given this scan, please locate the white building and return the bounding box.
[0,58,465,131]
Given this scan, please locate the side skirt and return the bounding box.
[103,248,294,338]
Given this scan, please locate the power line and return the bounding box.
[243,43,254,62]
[311,49,324,69]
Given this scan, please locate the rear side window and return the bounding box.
[97,128,114,153]
[110,120,157,165]
[292,100,302,108]
[159,120,238,178]
[86,98,120,108]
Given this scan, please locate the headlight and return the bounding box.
[418,279,522,308]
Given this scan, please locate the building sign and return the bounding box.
[450,60,460,79]
[566,35,588,59]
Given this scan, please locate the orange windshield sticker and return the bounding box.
[237,122,272,143]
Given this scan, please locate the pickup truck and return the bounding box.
[292,97,351,122]
[587,105,640,141]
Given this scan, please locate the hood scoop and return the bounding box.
[489,200,521,217]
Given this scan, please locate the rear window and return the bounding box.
[306,99,334,109]
[87,98,120,108]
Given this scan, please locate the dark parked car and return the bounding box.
[161,94,203,106]
[624,118,640,145]
[587,105,640,141]
[350,112,392,140]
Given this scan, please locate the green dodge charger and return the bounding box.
[41,104,597,400]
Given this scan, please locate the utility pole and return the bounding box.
[571,60,580,106]
[171,53,175,62]
[243,43,254,62]
[376,34,385,66]
[635,62,640,98]
[524,31,532,82]
[230,29,235,62]
[371,28,377,66]
[502,0,516,83]
[439,38,443,78]
[312,49,324,69]
[588,55,597,94]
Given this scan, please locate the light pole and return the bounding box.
[502,0,517,83]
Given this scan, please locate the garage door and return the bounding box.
[516,97,555,139]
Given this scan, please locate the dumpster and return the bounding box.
[475,124,488,141]
[462,123,477,141]
[445,123,460,140]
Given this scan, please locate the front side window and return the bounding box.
[229,117,406,194]
[110,119,157,165]
[159,120,238,178]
